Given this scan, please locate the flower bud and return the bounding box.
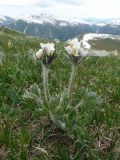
[36,42,56,66]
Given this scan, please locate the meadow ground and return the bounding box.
[0,27,120,160]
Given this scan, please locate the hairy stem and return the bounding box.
[68,64,77,106]
[43,65,49,101]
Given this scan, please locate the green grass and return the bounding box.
[90,39,120,51]
[0,27,120,160]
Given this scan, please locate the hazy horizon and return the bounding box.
[0,0,120,19]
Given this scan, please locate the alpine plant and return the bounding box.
[36,43,56,101]
[65,38,90,106]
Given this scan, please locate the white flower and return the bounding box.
[36,42,55,60]
[40,43,55,56]
[65,45,80,57]
[8,41,12,48]
[80,48,89,57]
[67,38,81,47]
[36,49,43,59]
[111,50,118,56]
[80,40,91,49]
[36,42,56,66]
[65,38,86,57]
[65,38,81,57]
[65,38,91,59]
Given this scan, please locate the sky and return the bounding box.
[0,0,120,19]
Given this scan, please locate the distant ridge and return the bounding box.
[1,14,120,40]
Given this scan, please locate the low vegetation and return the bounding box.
[0,27,120,159]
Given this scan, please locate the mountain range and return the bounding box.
[0,13,120,41]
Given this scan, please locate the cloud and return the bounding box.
[0,0,53,7]
[0,0,85,7]
[0,0,120,18]
[53,0,84,6]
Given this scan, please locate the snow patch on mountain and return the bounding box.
[95,23,106,27]
[59,22,67,26]
[82,33,120,48]
[0,16,15,25]
[15,13,56,24]
[58,17,95,26]
[108,19,120,26]
[83,33,120,42]
[0,16,7,21]
[1,14,120,27]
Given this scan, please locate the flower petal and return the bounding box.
[36,49,43,59]
[40,43,55,56]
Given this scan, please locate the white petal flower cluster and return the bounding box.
[65,38,90,58]
[36,43,55,59]
[65,38,81,57]
[36,40,118,67]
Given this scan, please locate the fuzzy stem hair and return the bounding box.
[43,64,49,101]
[68,64,77,106]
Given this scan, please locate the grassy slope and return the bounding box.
[0,27,120,159]
[90,39,120,52]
